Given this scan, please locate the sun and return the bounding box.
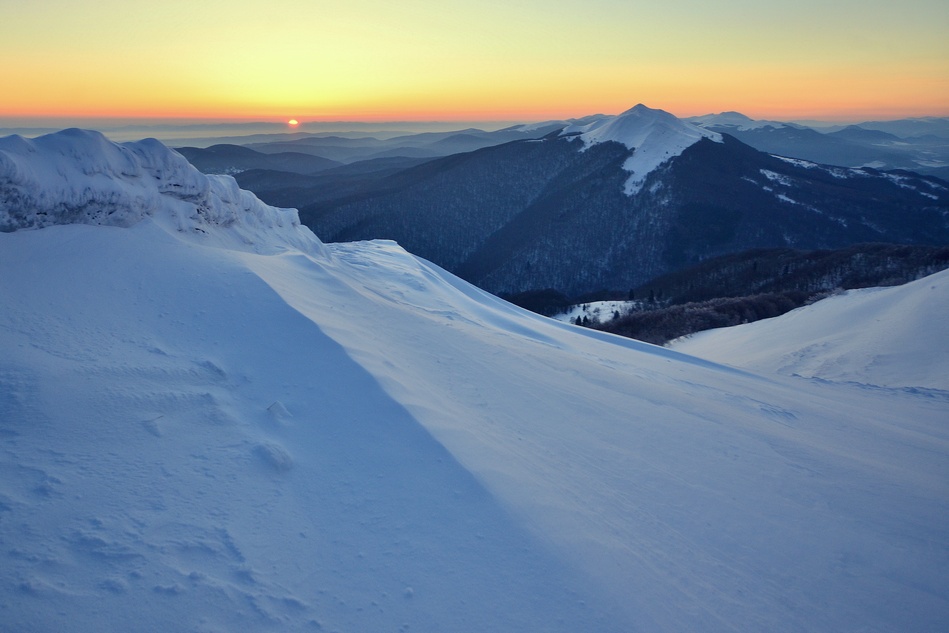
[287,119,299,128]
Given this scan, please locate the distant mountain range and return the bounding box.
[240,125,568,163]
[685,112,949,179]
[175,144,342,175]
[167,106,949,299]
[292,106,948,296]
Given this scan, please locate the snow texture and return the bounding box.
[1,130,947,632]
[563,104,722,195]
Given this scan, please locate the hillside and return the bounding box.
[672,268,949,391]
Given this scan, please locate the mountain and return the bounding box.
[689,113,949,178]
[174,143,342,175]
[231,156,435,210]
[2,129,947,632]
[561,103,722,194]
[299,105,949,297]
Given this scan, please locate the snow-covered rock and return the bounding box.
[562,104,722,194]
[0,128,322,256]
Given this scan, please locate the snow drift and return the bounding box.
[1,130,947,632]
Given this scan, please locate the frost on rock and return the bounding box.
[562,104,722,195]
[0,128,325,256]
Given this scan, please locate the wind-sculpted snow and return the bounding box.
[562,104,722,194]
[0,129,323,255]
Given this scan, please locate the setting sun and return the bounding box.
[288,119,299,127]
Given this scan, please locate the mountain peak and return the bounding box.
[561,104,722,195]
[0,129,323,255]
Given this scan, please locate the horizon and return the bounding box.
[3,1,947,127]
[3,107,948,145]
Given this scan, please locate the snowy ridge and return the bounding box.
[562,104,722,194]
[0,129,323,255]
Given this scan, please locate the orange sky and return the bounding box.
[1,0,947,124]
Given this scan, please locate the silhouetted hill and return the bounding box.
[176,144,341,175]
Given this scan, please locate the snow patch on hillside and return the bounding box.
[551,300,639,324]
[772,155,866,179]
[0,129,322,256]
[563,104,722,195]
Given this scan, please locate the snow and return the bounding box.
[562,104,722,195]
[0,129,320,257]
[672,270,949,392]
[2,131,948,632]
[772,155,821,169]
[759,168,793,186]
[771,155,866,179]
[551,300,639,324]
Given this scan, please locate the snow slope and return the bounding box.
[562,104,722,194]
[672,270,949,391]
[1,131,948,632]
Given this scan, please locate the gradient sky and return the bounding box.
[2,0,947,123]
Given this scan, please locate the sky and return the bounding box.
[1,0,947,125]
